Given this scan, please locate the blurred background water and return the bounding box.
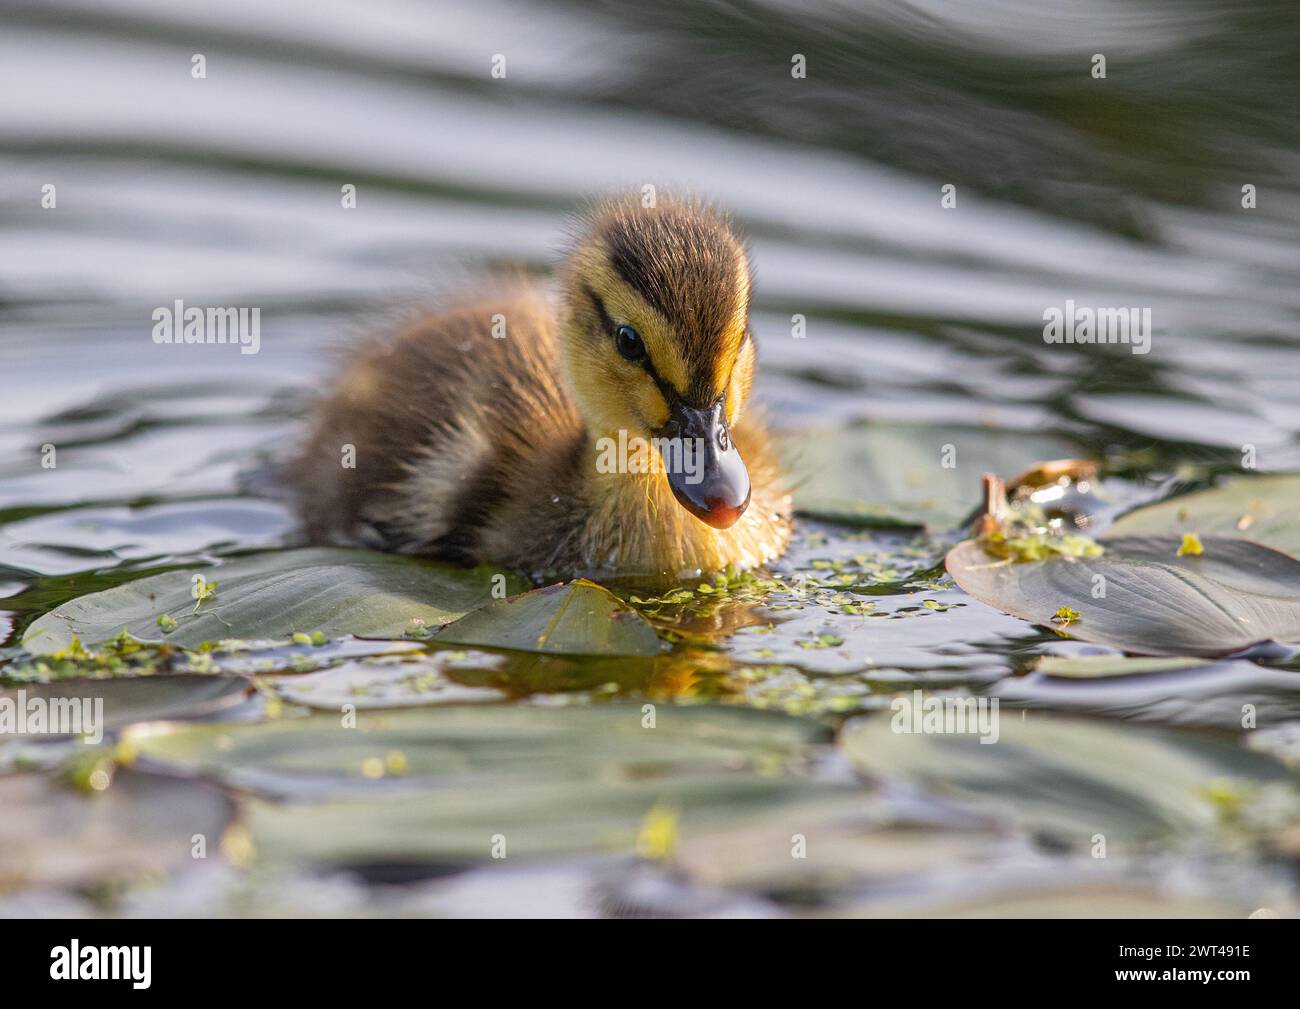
[3,0,1299,506]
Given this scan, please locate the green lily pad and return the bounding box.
[1033,655,1210,678]
[946,535,1300,657]
[1248,722,1300,770]
[21,548,527,654]
[124,703,837,866]
[125,703,827,797]
[0,769,236,895]
[837,881,1245,919]
[0,675,250,742]
[781,422,1082,530]
[1106,473,1300,558]
[246,773,856,868]
[436,579,662,656]
[996,659,1300,730]
[673,788,1002,896]
[841,711,1292,848]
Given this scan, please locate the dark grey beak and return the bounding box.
[655,397,750,529]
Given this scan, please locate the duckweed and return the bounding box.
[190,576,219,614]
[980,530,1105,562]
[1052,606,1083,629]
[635,803,680,861]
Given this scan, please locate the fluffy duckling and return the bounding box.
[291,194,792,582]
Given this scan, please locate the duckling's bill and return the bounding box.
[654,395,751,529]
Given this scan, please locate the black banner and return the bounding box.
[0,919,1292,995]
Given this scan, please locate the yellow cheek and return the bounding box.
[632,377,670,429]
[725,340,756,425]
[582,361,669,433]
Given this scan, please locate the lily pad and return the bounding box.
[123,703,843,867]
[125,703,827,798]
[782,422,1082,530]
[436,579,662,656]
[996,659,1300,730]
[1106,473,1300,558]
[841,711,1292,848]
[0,769,235,895]
[1248,722,1300,770]
[673,789,1004,897]
[0,675,250,742]
[838,879,1247,919]
[946,535,1300,657]
[1033,655,1210,678]
[22,548,526,653]
[246,773,859,868]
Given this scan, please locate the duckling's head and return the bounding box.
[559,195,756,529]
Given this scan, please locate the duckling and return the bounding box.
[290,194,792,582]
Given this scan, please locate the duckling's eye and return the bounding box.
[615,324,646,362]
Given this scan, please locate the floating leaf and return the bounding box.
[124,703,827,799]
[122,704,841,866]
[781,422,1082,530]
[1107,473,1300,558]
[998,658,1300,729]
[946,535,1300,656]
[436,579,662,656]
[1177,532,1204,557]
[22,548,526,654]
[841,711,1292,848]
[246,773,856,869]
[672,786,1001,899]
[835,880,1244,919]
[1033,655,1209,679]
[1248,722,1300,770]
[0,769,235,894]
[0,675,251,743]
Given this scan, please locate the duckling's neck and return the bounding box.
[576,427,790,580]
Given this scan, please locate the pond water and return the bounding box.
[2,0,1299,917]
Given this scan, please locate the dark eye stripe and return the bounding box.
[582,285,683,408]
[584,285,616,334]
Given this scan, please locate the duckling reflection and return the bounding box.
[435,644,737,701]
